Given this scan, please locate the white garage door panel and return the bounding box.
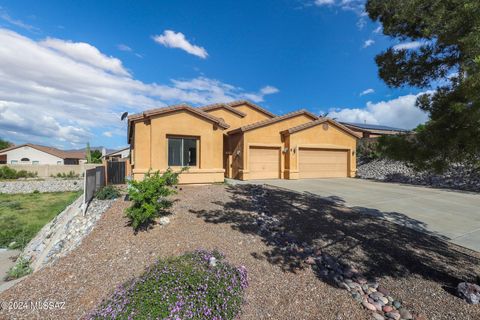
[299,148,348,178]
[249,146,280,179]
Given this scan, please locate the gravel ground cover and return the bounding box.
[0,184,479,319]
[0,179,83,194]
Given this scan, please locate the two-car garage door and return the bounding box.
[248,146,349,179]
[299,148,348,179]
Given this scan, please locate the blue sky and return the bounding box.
[0,0,429,150]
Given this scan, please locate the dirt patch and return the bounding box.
[0,184,479,319]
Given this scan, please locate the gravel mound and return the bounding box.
[357,159,480,192]
[0,179,83,194]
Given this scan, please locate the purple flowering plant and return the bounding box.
[87,250,248,320]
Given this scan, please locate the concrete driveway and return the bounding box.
[244,178,480,252]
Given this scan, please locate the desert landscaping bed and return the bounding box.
[0,184,479,319]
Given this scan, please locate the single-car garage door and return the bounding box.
[299,148,348,178]
[249,146,280,179]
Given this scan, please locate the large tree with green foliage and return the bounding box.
[366,0,480,172]
[0,138,12,150]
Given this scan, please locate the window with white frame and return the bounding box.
[168,137,197,167]
[11,160,18,164]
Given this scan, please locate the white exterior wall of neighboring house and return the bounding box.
[105,148,130,160]
[0,146,64,165]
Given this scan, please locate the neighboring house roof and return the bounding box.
[282,118,362,139]
[228,109,318,134]
[340,122,409,133]
[199,103,247,117]
[225,100,276,118]
[0,144,86,159]
[104,147,129,157]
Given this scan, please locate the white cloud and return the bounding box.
[153,30,208,59]
[0,8,38,32]
[117,44,132,52]
[40,38,131,77]
[0,28,277,147]
[329,93,429,129]
[103,131,113,137]
[373,25,382,34]
[314,0,335,5]
[260,86,280,95]
[393,41,423,51]
[363,39,375,48]
[360,88,375,96]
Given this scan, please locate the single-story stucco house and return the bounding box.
[127,100,361,183]
[0,144,86,165]
[340,122,410,138]
[103,147,130,161]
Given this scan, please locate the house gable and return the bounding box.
[227,100,276,120]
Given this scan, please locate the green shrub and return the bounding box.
[0,166,37,179]
[87,250,248,320]
[95,185,121,200]
[55,171,79,179]
[125,169,183,231]
[4,257,32,281]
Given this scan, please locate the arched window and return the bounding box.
[21,158,30,162]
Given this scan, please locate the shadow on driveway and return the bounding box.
[191,185,480,292]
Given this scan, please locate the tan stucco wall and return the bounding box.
[285,123,357,179]
[232,114,315,180]
[204,104,272,130]
[132,110,225,183]
[230,103,273,124]
[205,109,244,129]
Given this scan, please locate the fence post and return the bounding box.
[103,159,108,186]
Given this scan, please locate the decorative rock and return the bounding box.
[392,300,402,309]
[339,282,351,291]
[457,282,480,304]
[385,311,401,320]
[209,256,217,267]
[382,306,393,313]
[352,292,363,303]
[377,286,390,296]
[362,300,377,311]
[380,297,389,305]
[356,276,368,284]
[372,312,385,320]
[304,256,315,265]
[372,302,383,311]
[159,217,170,225]
[399,308,413,320]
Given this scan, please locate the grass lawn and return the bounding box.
[0,191,81,249]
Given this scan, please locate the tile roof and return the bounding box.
[282,118,362,139]
[228,109,318,134]
[0,144,86,159]
[225,100,276,118]
[128,104,229,129]
[199,103,247,117]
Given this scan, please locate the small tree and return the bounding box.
[0,138,12,150]
[86,142,92,163]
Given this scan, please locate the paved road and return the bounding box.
[242,178,480,252]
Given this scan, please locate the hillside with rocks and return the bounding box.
[357,159,480,193]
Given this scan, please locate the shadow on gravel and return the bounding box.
[191,184,480,291]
